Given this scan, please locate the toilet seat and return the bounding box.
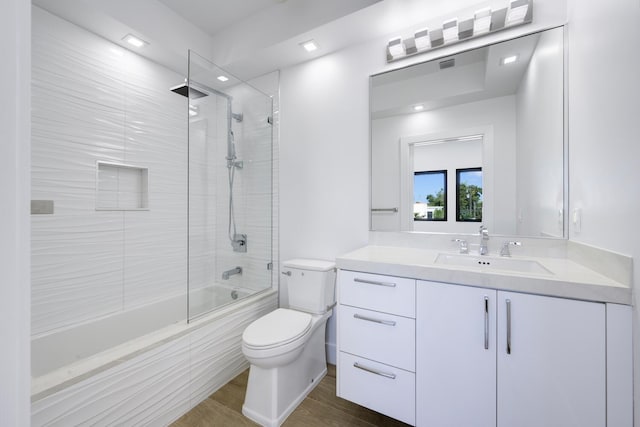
[243,308,312,350]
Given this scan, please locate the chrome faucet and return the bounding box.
[500,241,522,257]
[452,238,469,254]
[222,266,242,280]
[479,225,489,255]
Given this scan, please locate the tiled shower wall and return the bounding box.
[31,7,278,338]
[31,7,188,336]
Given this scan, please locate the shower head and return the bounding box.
[170,82,207,99]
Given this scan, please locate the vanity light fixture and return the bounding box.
[506,0,529,25]
[442,18,459,44]
[413,104,425,112]
[414,28,430,51]
[217,75,229,82]
[387,37,406,59]
[300,40,319,52]
[473,8,492,35]
[122,34,148,48]
[501,54,519,65]
[385,0,532,63]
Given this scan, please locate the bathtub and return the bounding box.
[31,285,277,426]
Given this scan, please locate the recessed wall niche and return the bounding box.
[96,161,149,211]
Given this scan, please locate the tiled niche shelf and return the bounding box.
[96,161,149,211]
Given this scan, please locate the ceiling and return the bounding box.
[31,0,499,81]
[157,0,288,37]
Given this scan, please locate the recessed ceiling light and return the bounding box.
[300,40,319,52]
[501,55,519,65]
[122,34,148,48]
[217,75,229,82]
[413,105,425,111]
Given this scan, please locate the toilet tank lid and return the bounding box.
[282,258,336,272]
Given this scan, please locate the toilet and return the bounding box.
[241,258,336,427]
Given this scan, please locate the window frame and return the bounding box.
[456,167,483,222]
[413,169,448,222]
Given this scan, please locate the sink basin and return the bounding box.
[435,253,553,275]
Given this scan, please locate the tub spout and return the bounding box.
[222,266,242,280]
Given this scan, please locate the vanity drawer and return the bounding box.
[339,305,415,371]
[338,352,415,426]
[338,270,415,317]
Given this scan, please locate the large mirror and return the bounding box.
[371,27,565,238]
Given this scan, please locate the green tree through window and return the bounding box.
[456,168,483,222]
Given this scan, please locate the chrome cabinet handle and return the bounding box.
[353,278,397,288]
[506,299,512,355]
[353,313,396,326]
[484,296,489,350]
[353,362,396,379]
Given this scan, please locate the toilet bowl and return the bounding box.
[241,259,336,427]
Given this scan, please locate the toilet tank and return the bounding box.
[282,259,336,314]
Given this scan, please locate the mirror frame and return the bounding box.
[369,26,569,239]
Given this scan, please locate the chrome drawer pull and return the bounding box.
[506,299,512,355]
[353,313,396,326]
[484,296,489,350]
[353,278,397,288]
[353,362,396,379]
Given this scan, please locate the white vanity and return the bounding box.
[335,242,632,427]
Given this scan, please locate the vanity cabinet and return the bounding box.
[416,282,497,427]
[495,291,605,427]
[416,280,606,427]
[336,270,416,425]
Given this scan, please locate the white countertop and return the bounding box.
[336,245,631,305]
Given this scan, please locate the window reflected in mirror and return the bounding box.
[414,170,447,221]
[456,168,483,222]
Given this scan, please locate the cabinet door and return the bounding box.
[497,292,605,427]
[416,281,497,427]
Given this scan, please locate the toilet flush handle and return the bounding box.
[282,271,291,276]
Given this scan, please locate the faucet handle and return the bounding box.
[500,241,522,257]
[452,238,469,254]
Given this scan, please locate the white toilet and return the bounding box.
[241,259,336,427]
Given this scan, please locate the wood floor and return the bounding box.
[171,364,410,427]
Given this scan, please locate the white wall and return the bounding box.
[280,0,566,363]
[566,0,640,423]
[0,0,31,424]
[515,28,564,238]
[371,96,517,234]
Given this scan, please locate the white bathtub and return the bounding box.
[32,285,261,399]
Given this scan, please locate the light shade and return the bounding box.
[388,37,406,58]
[300,40,319,52]
[122,34,148,48]
[414,28,430,50]
[506,0,529,25]
[442,18,459,44]
[473,8,492,35]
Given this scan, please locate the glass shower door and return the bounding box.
[187,50,273,320]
